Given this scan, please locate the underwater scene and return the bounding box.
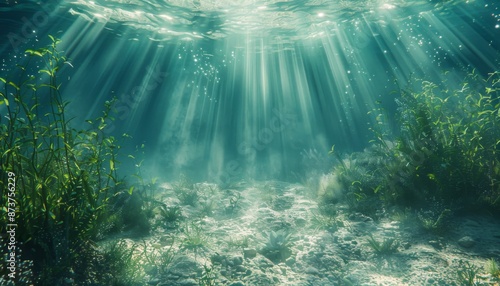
[1,0,500,285]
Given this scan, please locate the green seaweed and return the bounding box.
[366,234,399,255]
[330,70,500,216]
[485,258,500,278]
[456,260,481,286]
[0,36,137,284]
[260,230,294,264]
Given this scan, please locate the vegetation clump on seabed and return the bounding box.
[330,70,500,217]
[0,36,145,285]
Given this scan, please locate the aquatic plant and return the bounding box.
[100,239,144,285]
[310,209,345,232]
[226,235,251,249]
[260,182,279,204]
[157,204,183,228]
[0,36,133,284]
[129,147,163,221]
[485,258,500,278]
[456,260,481,286]
[331,151,386,216]
[225,192,242,215]
[142,238,176,276]
[174,175,199,206]
[198,198,216,217]
[178,187,199,206]
[417,208,452,234]
[197,264,219,286]
[192,183,219,217]
[389,207,414,225]
[388,71,500,209]
[120,191,152,235]
[180,222,209,255]
[332,70,500,215]
[260,230,294,264]
[366,234,399,255]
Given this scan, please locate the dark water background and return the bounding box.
[1,0,499,184]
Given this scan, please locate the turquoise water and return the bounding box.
[1,1,500,285]
[1,0,498,183]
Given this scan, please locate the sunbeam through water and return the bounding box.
[1,0,500,284]
[2,0,499,183]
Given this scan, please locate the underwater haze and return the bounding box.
[1,0,498,182]
[1,0,500,285]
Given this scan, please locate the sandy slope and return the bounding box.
[129,180,500,286]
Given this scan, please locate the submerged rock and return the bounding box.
[458,236,476,248]
[175,278,198,286]
[305,266,320,276]
[168,256,202,278]
[243,248,257,259]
